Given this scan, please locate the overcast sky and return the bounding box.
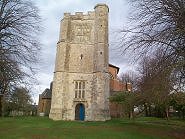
[32,0,135,103]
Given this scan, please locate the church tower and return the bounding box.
[49,4,110,121]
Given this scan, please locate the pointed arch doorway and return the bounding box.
[75,103,85,121]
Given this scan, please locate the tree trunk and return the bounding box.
[144,104,148,117]
[182,110,185,119]
[149,105,152,117]
[129,109,133,119]
[0,96,2,116]
[165,108,169,120]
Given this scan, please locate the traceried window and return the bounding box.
[74,81,85,99]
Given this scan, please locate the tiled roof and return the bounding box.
[109,64,120,74]
[41,88,52,99]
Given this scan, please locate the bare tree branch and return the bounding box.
[0,0,42,116]
[119,0,185,80]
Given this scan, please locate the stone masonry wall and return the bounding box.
[49,4,110,121]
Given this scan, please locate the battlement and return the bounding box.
[63,13,71,17]
[94,3,109,12]
[63,11,95,20]
[62,3,109,20]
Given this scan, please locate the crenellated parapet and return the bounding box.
[63,11,95,20]
[58,11,95,44]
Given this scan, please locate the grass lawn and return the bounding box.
[0,117,185,139]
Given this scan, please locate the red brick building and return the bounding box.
[109,64,132,118]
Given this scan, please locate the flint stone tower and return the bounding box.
[49,4,110,121]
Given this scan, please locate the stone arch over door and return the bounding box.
[75,103,85,121]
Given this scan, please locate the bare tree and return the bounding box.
[119,0,185,81]
[170,92,185,119]
[120,70,138,91]
[4,87,33,116]
[0,0,41,116]
[110,91,140,119]
[137,50,174,119]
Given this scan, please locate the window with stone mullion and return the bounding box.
[74,81,85,98]
[75,81,78,98]
[82,81,85,98]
